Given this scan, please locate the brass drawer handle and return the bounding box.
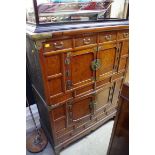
[83,38,91,45]
[105,35,112,41]
[54,41,64,49]
[123,33,128,38]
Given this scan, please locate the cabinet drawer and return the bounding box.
[75,35,97,47]
[50,93,73,105]
[43,39,72,52]
[99,31,117,43]
[118,30,129,40]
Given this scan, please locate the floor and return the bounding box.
[26,120,114,155]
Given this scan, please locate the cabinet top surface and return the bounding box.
[26,20,129,39]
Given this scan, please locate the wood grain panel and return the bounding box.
[121,41,129,56]
[71,52,94,86]
[52,105,66,120]
[97,45,117,80]
[45,54,61,76]
[118,57,128,71]
[99,31,117,43]
[118,30,129,40]
[72,98,91,120]
[43,39,73,52]
[96,77,111,88]
[75,34,97,47]
[54,118,66,132]
[75,84,94,96]
[96,88,110,110]
[50,93,73,104]
[49,78,63,96]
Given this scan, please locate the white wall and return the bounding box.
[111,0,128,18]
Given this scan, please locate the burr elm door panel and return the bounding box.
[96,43,119,81]
[66,94,95,126]
[64,48,96,91]
[95,83,115,114]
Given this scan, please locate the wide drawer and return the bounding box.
[74,34,97,48]
[118,30,129,40]
[43,39,73,52]
[99,31,117,43]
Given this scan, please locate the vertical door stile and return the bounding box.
[61,52,66,93]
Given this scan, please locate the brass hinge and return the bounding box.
[66,70,70,77]
[89,101,96,114]
[66,80,72,90]
[65,57,70,65]
[91,59,101,71]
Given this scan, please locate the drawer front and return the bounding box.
[50,93,73,105]
[43,39,72,52]
[99,31,117,43]
[118,30,129,40]
[75,35,97,47]
[75,84,94,97]
[96,77,111,89]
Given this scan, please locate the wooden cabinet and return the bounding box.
[26,22,129,155]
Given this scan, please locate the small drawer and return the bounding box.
[99,31,117,43]
[43,39,72,52]
[50,93,73,105]
[118,30,129,40]
[75,35,97,47]
[75,84,94,97]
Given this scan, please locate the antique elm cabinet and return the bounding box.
[26,0,129,154]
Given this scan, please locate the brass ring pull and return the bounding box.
[54,41,64,49]
[83,38,91,45]
[123,33,128,38]
[105,35,112,41]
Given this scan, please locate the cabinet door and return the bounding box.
[96,43,119,81]
[66,94,95,126]
[95,83,115,114]
[64,48,96,91]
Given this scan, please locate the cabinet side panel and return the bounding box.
[26,37,45,100]
[32,87,55,147]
